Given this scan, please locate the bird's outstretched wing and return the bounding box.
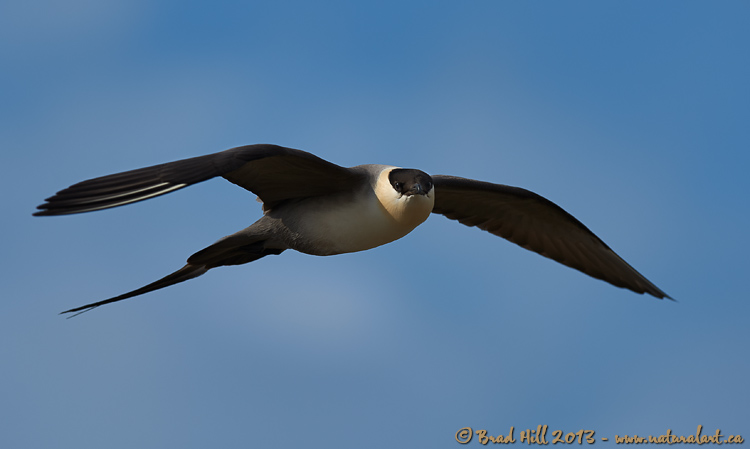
[431,175,671,299]
[34,144,363,216]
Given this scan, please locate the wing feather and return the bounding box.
[34,144,362,216]
[432,175,671,299]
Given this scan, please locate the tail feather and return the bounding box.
[61,220,286,317]
[61,264,208,317]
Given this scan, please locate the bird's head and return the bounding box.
[374,167,435,228]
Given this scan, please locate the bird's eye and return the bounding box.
[393,182,403,192]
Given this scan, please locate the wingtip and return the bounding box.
[650,289,675,302]
[33,206,65,216]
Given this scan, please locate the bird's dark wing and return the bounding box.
[431,175,671,299]
[34,144,364,216]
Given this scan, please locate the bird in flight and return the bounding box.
[34,144,671,316]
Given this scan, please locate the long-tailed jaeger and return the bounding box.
[34,144,672,315]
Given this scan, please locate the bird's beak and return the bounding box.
[405,183,426,196]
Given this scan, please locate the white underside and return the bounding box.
[272,167,435,255]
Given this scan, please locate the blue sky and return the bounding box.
[2,1,749,448]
